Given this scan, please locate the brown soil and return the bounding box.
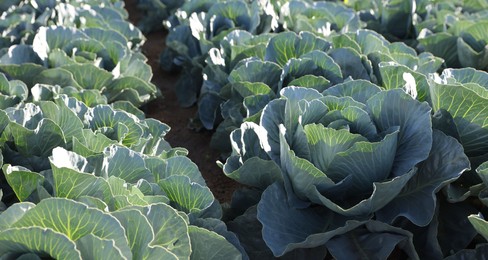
[124,0,241,203]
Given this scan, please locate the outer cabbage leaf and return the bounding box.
[418,32,460,67]
[188,225,242,260]
[469,214,488,242]
[158,175,215,217]
[326,220,418,259]
[0,227,83,260]
[445,244,488,260]
[2,165,45,202]
[0,73,28,109]
[328,47,372,81]
[4,198,132,257]
[323,79,382,103]
[223,122,281,189]
[429,69,488,157]
[49,147,112,202]
[101,145,153,183]
[75,234,126,260]
[257,182,365,257]
[7,115,65,158]
[227,206,276,259]
[112,209,178,260]
[125,203,191,259]
[376,130,470,226]
[457,22,488,70]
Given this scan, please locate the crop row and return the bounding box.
[0,1,244,259]
[137,0,488,259]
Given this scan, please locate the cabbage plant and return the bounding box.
[160,0,268,107]
[279,1,362,37]
[416,4,488,70]
[136,0,183,33]
[222,85,472,258]
[345,0,416,42]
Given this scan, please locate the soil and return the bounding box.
[124,0,241,203]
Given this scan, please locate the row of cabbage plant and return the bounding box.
[0,0,159,107]
[0,1,247,259]
[147,0,486,109]
[157,0,361,107]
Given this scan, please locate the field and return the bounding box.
[0,0,488,259]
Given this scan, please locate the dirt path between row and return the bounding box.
[124,0,240,203]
